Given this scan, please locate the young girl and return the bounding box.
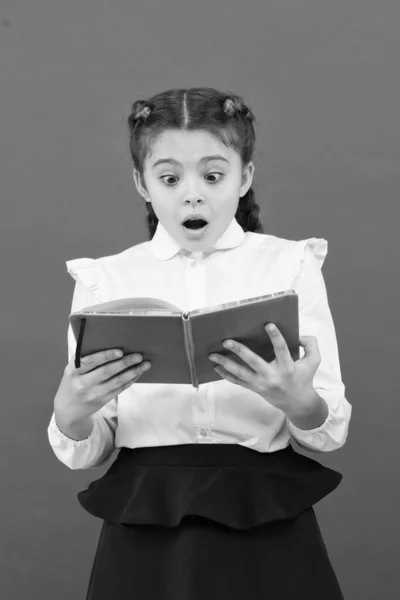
[48,86,352,599]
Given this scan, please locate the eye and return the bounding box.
[160,172,224,186]
[205,172,223,184]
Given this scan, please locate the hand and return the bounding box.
[54,349,151,424]
[208,324,321,414]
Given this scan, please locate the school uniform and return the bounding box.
[47,217,352,599]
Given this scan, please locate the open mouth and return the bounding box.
[182,218,208,230]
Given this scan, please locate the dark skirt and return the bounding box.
[78,443,344,599]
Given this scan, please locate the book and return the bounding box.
[69,289,299,389]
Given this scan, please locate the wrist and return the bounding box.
[285,389,329,430]
[54,408,94,441]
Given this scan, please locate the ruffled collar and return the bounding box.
[151,217,246,260]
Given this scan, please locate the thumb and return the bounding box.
[298,335,318,361]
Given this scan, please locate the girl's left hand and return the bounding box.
[208,324,321,414]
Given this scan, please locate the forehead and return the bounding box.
[148,129,237,164]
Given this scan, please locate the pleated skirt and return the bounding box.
[78,443,345,599]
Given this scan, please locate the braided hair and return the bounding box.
[127,87,264,239]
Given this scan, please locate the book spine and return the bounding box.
[182,314,198,389]
[75,318,87,369]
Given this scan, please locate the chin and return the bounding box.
[177,220,228,253]
[181,239,208,252]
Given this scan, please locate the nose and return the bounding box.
[182,176,205,206]
[184,197,205,206]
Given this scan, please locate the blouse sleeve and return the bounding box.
[47,258,119,470]
[285,239,353,453]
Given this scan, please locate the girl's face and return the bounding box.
[133,129,255,253]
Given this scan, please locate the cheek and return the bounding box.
[218,195,240,214]
[152,204,182,227]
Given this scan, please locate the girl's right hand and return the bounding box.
[53,349,151,424]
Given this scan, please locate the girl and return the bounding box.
[48,87,352,599]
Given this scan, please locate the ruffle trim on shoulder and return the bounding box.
[289,238,328,284]
[66,257,105,302]
[77,446,342,530]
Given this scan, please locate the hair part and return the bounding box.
[126,87,264,239]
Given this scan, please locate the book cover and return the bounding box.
[69,289,299,388]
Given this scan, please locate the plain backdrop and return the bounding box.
[1,1,399,598]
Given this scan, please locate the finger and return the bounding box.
[102,361,151,400]
[109,360,150,389]
[299,335,321,365]
[102,353,144,383]
[265,324,294,369]
[220,339,267,375]
[70,348,123,374]
[98,363,149,405]
[80,353,143,394]
[210,352,256,383]
[213,364,253,390]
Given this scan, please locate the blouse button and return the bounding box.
[190,260,197,267]
[200,428,208,437]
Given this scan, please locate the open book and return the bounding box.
[69,289,299,388]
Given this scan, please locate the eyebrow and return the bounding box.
[152,155,230,168]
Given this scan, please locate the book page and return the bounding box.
[188,289,295,317]
[76,297,183,315]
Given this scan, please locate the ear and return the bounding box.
[239,161,255,197]
[133,168,151,202]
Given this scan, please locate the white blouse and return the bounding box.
[47,217,352,470]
